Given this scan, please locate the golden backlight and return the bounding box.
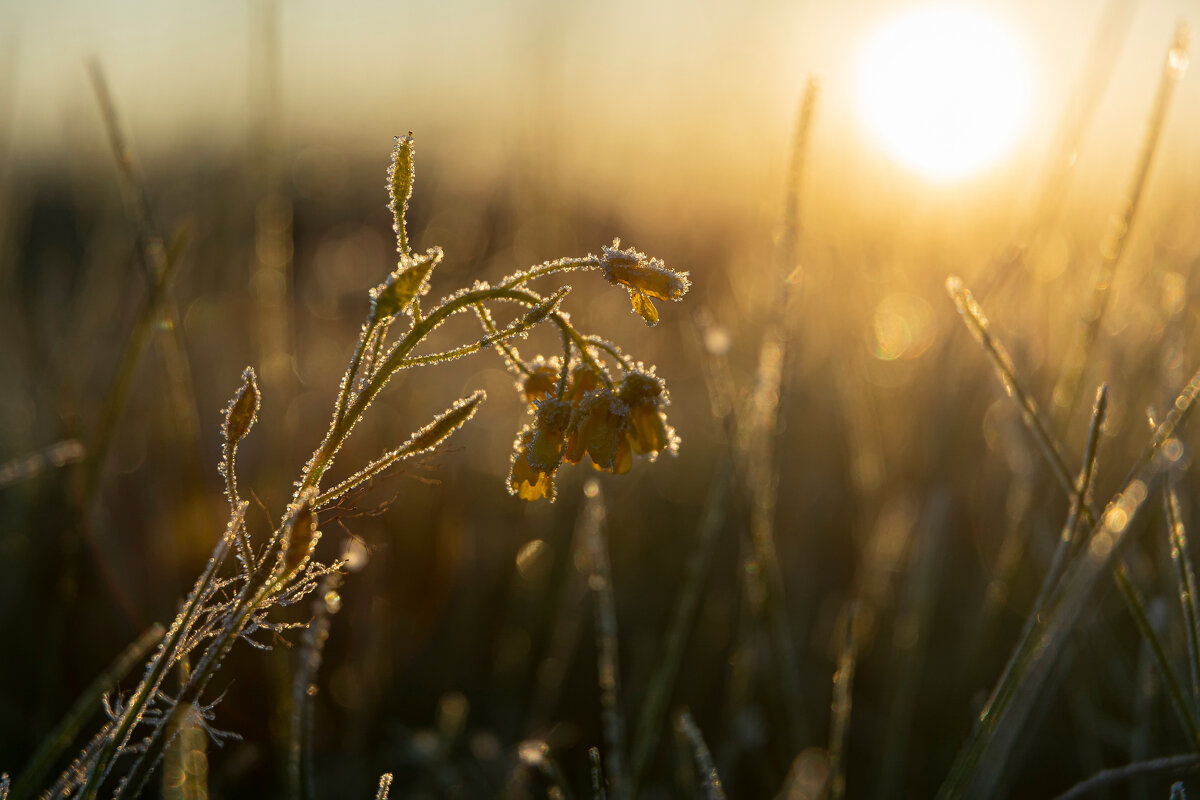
[855,4,1033,180]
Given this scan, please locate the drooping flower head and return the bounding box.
[520,358,561,407]
[508,398,573,501]
[618,368,677,458]
[564,388,632,475]
[600,239,690,326]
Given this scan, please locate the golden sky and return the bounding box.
[2,0,1198,220]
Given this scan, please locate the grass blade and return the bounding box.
[675,709,726,800]
[287,573,343,800]
[1164,472,1200,711]
[581,481,629,800]
[0,439,85,488]
[1050,23,1191,429]
[374,773,393,800]
[629,458,732,794]
[1051,754,1200,800]
[9,624,163,800]
[941,278,1200,798]
[827,603,858,800]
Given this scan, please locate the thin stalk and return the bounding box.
[827,603,858,800]
[590,747,607,800]
[287,573,341,800]
[943,387,1107,798]
[1051,23,1191,429]
[332,317,382,430]
[9,624,163,800]
[877,491,952,800]
[629,459,732,796]
[1051,754,1200,800]
[937,364,1200,799]
[553,317,615,388]
[114,561,298,799]
[583,337,636,372]
[302,286,555,492]
[0,439,85,488]
[473,302,531,376]
[946,278,1193,729]
[675,709,725,800]
[499,256,599,289]
[732,76,822,752]
[84,60,204,497]
[581,483,629,800]
[1115,565,1200,751]
[1164,475,1200,711]
[79,508,243,800]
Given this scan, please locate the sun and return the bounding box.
[855,4,1033,181]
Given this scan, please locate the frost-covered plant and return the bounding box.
[47,135,688,799]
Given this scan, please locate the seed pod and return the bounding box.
[223,367,260,445]
[280,490,319,575]
[388,133,416,256]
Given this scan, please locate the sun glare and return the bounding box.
[855,4,1033,181]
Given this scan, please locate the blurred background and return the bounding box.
[3,0,1200,796]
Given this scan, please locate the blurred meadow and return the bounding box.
[4,0,1200,797]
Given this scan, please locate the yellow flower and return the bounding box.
[618,370,674,456]
[565,364,603,407]
[563,389,633,474]
[521,364,559,406]
[509,429,556,501]
[600,240,690,327]
[508,398,572,501]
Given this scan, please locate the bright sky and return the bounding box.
[1,0,1197,207]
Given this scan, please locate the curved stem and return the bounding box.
[553,314,614,388]
[498,257,598,290]
[302,287,548,498]
[585,336,636,372]
[472,302,531,376]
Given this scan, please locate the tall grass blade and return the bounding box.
[580,481,629,800]
[84,60,204,497]
[939,365,1200,798]
[828,603,858,800]
[1163,472,1200,711]
[941,278,1200,797]
[249,0,293,391]
[9,624,162,800]
[946,277,1196,740]
[675,709,726,800]
[734,75,821,750]
[79,505,245,800]
[589,747,607,800]
[1051,754,1200,800]
[0,439,85,488]
[629,459,732,794]
[374,773,393,800]
[877,491,951,799]
[287,573,342,800]
[1050,23,1191,429]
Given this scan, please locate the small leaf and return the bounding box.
[370,247,443,321]
[406,391,487,453]
[631,291,659,326]
[520,286,571,328]
[314,391,487,507]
